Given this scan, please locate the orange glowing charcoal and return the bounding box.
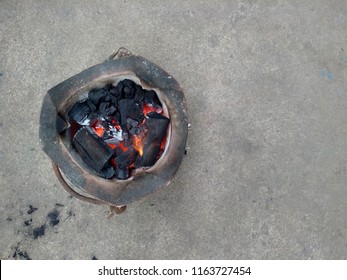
[118,142,128,152]
[142,103,157,116]
[93,126,105,137]
[108,144,117,149]
[133,135,143,156]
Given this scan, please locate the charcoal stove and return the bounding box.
[39,48,188,214]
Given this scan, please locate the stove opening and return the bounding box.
[67,79,170,180]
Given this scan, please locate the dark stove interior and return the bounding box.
[65,79,170,180]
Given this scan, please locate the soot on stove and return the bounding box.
[67,79,170,180]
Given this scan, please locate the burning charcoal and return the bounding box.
[72,127,114,172]
[88,88,108,105]
[118,99,144,125]
[68,100,92,125]
[100,119,111,128]
[115,167,129,180]
[115,146,137,168]
[99,165,115,179]
[109,128,123,141]
[144,90,161,107]
[122,138,133,148]
[139,112,169,167]
[101,130,112,140]
[114,147,124,157]
[56,114,69,134]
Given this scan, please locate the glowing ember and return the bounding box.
[93,125,104,138]
[142,103,161,116]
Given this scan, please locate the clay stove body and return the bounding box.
[39,48,188,213]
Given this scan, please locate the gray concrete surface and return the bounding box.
[0,0,346,259]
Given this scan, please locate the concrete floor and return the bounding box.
[0,0,346,260]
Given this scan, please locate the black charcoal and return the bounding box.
[86,99,96,112]
[122,138,133,148]
[88,88,108,105]
[144,90,161,106]
[115,167,129,180]
[99,102,109,114]
[68,100,92,125]
[105,106,116,115]
[126,118,138,127]
[114,147,124,157]
[73,127,114,172]
[99,165,115,179]
[122,79,135,88]
[115,146,137,168]
[134,85,144,103]
[124,86,135,99]
[139,112,169,167]
[118,99,144,125]
[129,127,140,135]
[110,82,124,100]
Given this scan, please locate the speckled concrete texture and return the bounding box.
[0,0,346,259]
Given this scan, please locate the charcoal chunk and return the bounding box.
[112,111,121,123]
[68,100,92,125]
[118,99,144,125]
[129,127,140,135]
[105,106,117,115]
[115,167,129,180]
[127,118,138,127]
[99,165,115,179]
[123,138,133,148]
[108,94,119,107]
[134,85,144,103]
[114,147,124,157]
[124,86,135,99]
[99,102,109,114]
[138,112,169,167]
[72,127,114,172]
[122,79,136,88]
[86,99,96,112]
[104,95,111,102]
[144,90,161,107]
[115,146,137,168]
[110,82,124,101]
[88,88,108,105]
